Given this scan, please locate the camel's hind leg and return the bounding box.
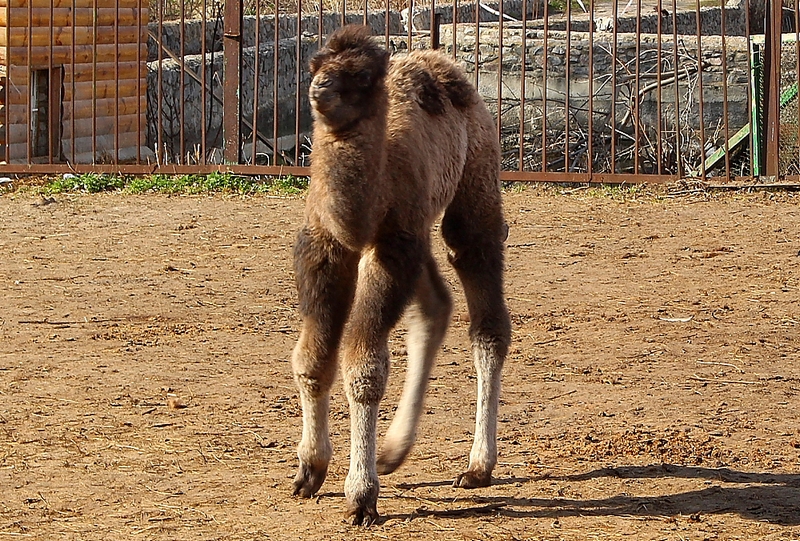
[441,185,511,489]
[341,232,424,525]
[377,255,452,475]
[291,227,359,498]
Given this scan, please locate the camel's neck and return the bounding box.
[308,97,388,250]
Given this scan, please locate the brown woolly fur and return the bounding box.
[291,25,511,526]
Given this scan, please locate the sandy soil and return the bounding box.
[2,188,800,540]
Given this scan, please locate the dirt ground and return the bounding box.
[2,187,800,540]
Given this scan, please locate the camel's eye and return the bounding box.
[354,70,372,88]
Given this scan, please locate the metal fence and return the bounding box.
[0,0,795,182]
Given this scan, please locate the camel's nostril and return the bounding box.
[310,88,332,107]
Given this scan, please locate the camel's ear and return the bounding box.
[309,51,328,76]
[376,50,390,79]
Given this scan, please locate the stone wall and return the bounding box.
[409,0,773,35]
[147,35,320,163]
[441,25,752,132]
[146,4,770,166]
[147,11,403,62]
[146,13,401,163]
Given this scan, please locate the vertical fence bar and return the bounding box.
[720,0,731,179]
[496,0,503,146]
[671,0,681,177]
[48,0,53,163]
[473,0,479,88]
[136,0,142,164]
[26,0,31,163]
[742,0,753,176]
[113,0,120,165]
[656,0,664,175]
[764,0,782,176]
[157,0,164,164]
[224,0,243,164]
[564,0,570,172]
[587,0,594,177]
[633,0,642,174]
[274,0,280,164]
[541,0,549,171]
[253,0,261,164]
[694,0,706,178]
[342,0,347,28]
[5,3,10,164]
[92,0,98,162]
[586,2,594,175]
[795,0,800,173]
[319,0,323,47]
[179,0,185,163]
[385,0,391,49]
[452,0,458,59]
[519,0,527,172]
[295,0,303,164]
[432,12,440,49]
[432,0,438,50]
[408,0,415,50]
[610,0,618,173]
[201,0,208,164]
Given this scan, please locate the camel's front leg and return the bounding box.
[291,227,358,498]
[341,236,423,526]
[377,255,452,474]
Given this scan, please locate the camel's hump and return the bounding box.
[390,50,478,115]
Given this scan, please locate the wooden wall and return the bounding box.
[0,0,149,163]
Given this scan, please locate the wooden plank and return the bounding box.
[6,143,28,163]
[5,124,32,145]
[64,132,143,156]
[7,43,144,65]
[0,25,141,48]
[8,60,147,86]
[3,86,28,106]
[64,62,146,84]
[8,0,142,9]
[3,106,29,125]
[61,113,143,139]
[62,95,146,120]
[3,7,143,28]
[64,79,146,102]
[5,123,141,152]
[3,94,145,121]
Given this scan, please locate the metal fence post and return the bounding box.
[223,0,243,165]
[432,13,441,50]
[763,0,782,177]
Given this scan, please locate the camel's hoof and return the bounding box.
[453,469,492,489]
[346,502,379,526]
[345,478,380,526]
[292,462,328,498]
[376,447,406,475]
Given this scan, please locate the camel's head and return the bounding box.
[309,25,390,131]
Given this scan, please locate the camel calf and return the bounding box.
[290,25,511,525]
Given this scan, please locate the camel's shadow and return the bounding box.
[385,465,800,525]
